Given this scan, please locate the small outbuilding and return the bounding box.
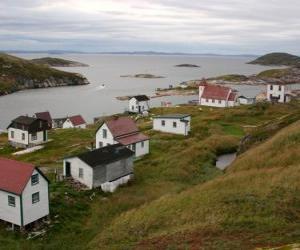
[0,158,50,229]
[63,144,134,192]
[128,95,150,114]
[153,114,191,136]
[7,116,49,148]
[62,115,87,129]
[238,96,255,105]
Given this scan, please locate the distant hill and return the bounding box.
[249,52,300,66]
[31,57,88,67]
[0,53,89,96]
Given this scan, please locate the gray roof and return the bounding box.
[154,114,190,119]
[74,144,134,168]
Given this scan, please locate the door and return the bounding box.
[43,130,47,141]
[138,106,141,113]
[65,162,71,177]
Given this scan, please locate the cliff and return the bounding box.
[0,53,89,96]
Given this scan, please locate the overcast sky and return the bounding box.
[0,0,300,54]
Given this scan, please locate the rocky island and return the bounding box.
[248,52,300,66]
[175,64,200,68]
[120,73,165,79]
[31,57,89,67]
[0,53,89,96]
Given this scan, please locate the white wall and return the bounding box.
[96,123,116,148]
[199,98,227,107]
[101,175,132,192]
[153,117,191,136]
[8,128,29,146]
[0,190,21,226]
[129,98,149,113]
[28,131,46,144]
[22,169,49,226]
[63,158,94,189]
[128,140,149,157]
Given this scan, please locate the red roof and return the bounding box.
[35,111,52,124]
[105,117,138,137]
[228,92,237,101]
[201,84,231,100]
[0,158,35,195]
[116,133,149,145]
[69,115,86,126]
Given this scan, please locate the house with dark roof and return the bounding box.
[153,114,191,136]
[0,158,49,229]
[63,144,134,192]
[199,82,238,107]
[128,95,150,114]
[7,116,49,148]
[95,116,149,158]
[62,115,87,129]
[34,111,52,129]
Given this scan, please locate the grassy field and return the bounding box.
[0,102,300,249]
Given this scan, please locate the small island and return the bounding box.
[0,53,89,96]
[31,57,89,67]
[175,64,200,68]
[120,74,165,79]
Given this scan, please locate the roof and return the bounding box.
[0,158,35,195]
[104,117,139,137]
[75,144,134,167]
[154,114,190,119]
[68,115,86,126]
[7,116,49,132]
[131,95,150,101]
[200,84,231,100]
[116,133,149,145]
[228,92,237,101]
[35,111,52,124]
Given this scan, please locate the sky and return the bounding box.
[0,0,300,55]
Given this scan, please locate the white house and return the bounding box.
[0,158,49,229]
[153,114,191,136]
[62,115,87,129]
[96,116,149,158]
[199,82,238,108]
[238,96,255,105]
[63,144,134,192]
[128,95,150,114]
[7,116,49,148]
[267,84,291,103]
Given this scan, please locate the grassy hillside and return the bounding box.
[249,53,300,66]
[31,57,88,67]
[0,103,299,249]
[0,53,88,95]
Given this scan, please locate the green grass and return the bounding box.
[0,103,300,249]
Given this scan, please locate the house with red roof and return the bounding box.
[199,82,238,107]
[95,116,149,157]
[62,115,87,129]
[0,158,49,229]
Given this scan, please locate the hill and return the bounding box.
[0,53,89,96]
[0,103,300,249]
[249,53,300,66]
[31,57,88,67]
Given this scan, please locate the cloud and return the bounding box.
[0,0,300,54]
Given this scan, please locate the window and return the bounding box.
[218,100,222,104]
[161,120,166,126]
[32,192,40,204]
[102,129,107,138]
[279,86,282,91]
[270,85,273,90]
[22,133,25,141]
[132,143,136,152]
[31,133,37,141]
[99,141,103,148]
[131,105,134,110]
[141,141,144,148]
[39,121,42,128]
[212,99,215,103]
[10,131,14,139]
[173,122,177,128]
[31,174,39,185]
[79,168,84,178]
[8,196,15,207]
